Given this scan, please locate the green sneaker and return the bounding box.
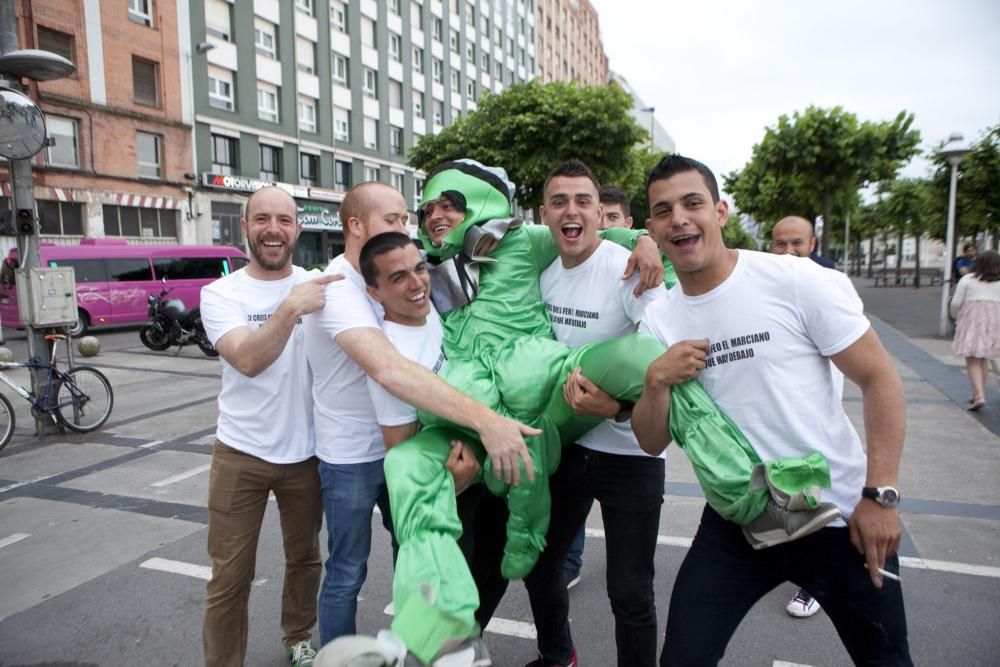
[288,639,318,667]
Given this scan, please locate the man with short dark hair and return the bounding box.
[200,185,341,667]
[598,184,634,229]
[634,154,911,666]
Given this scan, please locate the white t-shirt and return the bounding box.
[200,267,317,464]
[541,241,666,457]
[640,250,871,520]
[303,254,387,464]
[367,309,447,426]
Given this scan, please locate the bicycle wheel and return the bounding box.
[54,366,114,433]
[0,392,15,453]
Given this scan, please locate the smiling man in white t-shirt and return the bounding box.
[520,160,666,667]
[200,185,340,667]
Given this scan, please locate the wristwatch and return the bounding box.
[862,486,900,508]
[614,399,634,423]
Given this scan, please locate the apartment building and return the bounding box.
[0,0,195,255]
[190,0,538,265]
[536,0,607,85]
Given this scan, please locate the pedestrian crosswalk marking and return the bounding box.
[0,533,29,550]
[149,463,212,488]
[140,557,212,580]
[382,603,537,639]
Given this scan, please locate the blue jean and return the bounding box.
[525,444,665,666]
[318,459,395,646]
[661,505,911,666]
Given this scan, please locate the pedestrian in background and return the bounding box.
[950,249,1000,411]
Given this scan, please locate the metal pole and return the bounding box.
[843,212,850,274]
[938,162,960,336]
[1,0,51,434]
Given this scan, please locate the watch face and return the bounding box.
[880,488,899,506]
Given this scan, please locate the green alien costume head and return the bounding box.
[418,159,516,260]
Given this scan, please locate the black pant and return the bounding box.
[455,484,511,630]
[525,444,665,666]
[662,505,913,666]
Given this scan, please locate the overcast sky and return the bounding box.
[588,0,1000,190]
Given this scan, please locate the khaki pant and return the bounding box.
[203,441,323,667]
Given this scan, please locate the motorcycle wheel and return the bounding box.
[196,334,219,357]
[139,324,172,351]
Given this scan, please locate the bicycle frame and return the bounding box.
[0,360,65,415]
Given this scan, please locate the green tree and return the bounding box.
[409,81,646,213]
[723,106,921,255]
[723,211,758,250]
[927,124,1000,245]
[881,178,936,286]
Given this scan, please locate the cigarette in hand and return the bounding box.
[865,563,901,582]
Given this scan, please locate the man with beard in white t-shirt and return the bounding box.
[303,183,539,649]
[521,160,667,667]
[200,185,341,667]
[632,155,911,666]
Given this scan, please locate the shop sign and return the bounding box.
[202,173,272,192]
[297,200,342,231]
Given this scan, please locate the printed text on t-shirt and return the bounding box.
[545,303,599,329]
[705,330,771,368]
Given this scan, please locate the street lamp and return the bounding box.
[937,132,971,336]
[640,106,655,151]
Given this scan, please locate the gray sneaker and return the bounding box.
[742,499,841,550]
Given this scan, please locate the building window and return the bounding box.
[38,201,83,236]
[449,29,459,52]
[205,0,232,41]
[332,53,348,85]
[480,15,488,34]
[364,165,379,182]
[363,117,377,150]
[37,26,74,64]
[46,116,79,168]
[331,1,347,31]
[104,205,178,239]
[389,0,401,14]
[334,107,350,141]
[432,58,443,83]
[481,52,489,71]
[466,80,475,100]
[363,68,377,99]
[389,33,401,62]
[298,96,317,133]
[255,20,276,58]
[389,79,403,109]
[136,131,162,178]
[257,83,279,122]
[295,0,313,16]
[296,36,316,74]
[494,60,502,79]
[208,66,234,110]
[450,70,459,92]
[412,46,424,72]
[259,144,282,181]
[128,0,153,26]
[132,57,159,107]
[391,172,404,193]
[211,133,237,174]
[390,126,403,156]
[335,159,352,191]
[361,17,376,48]
[432,100,443,126]
[465,2,475,25]
[466,42,474,62]
[412,91,424,118]
[414,177,424,209]
[300,153,319,187]
[411,2,423,28]
[432,17,443,41]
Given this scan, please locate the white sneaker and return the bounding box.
[785,589,821,618]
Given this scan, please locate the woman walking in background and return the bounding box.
[951,250,1000,411]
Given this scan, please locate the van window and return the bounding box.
[0,257,18,286]
[108,258,153,282]
[48,258,110,283]
[153,256,228,280]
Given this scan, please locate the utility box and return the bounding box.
[15,267,77,327]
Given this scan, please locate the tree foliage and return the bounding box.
[723,106,921,252]
[927,124,1000,241]
[409,81,646,211]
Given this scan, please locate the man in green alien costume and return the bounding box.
[318,160,836,666]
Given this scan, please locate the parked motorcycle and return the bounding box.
[139,282,218,357]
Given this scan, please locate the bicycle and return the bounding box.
[0,334,114,452]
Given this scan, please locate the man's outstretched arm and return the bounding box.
[338,327,539,485]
